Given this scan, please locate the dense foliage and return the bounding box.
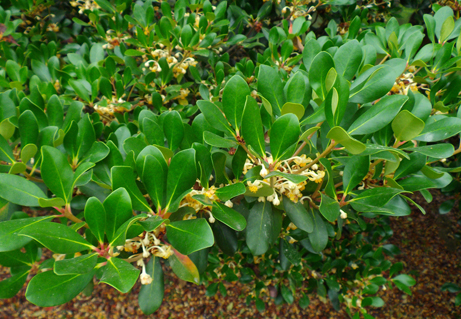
[1,0,461,317]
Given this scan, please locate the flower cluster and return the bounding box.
[281,0,316,20]
[70,0,100,14]
[390,66,420,95]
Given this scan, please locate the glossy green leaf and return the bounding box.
[215,183,246,201]
[327,127,366,155]
[414,117,461,142]
[100,257,140,293]
[139,257,164,315]
[138,216,168,232]
[18,110,39,147]
[163,111,184,150]
[404,144,454,159]
[398,172,453,191]
[41,146,74,203]
[245,200,273,256]
[54,253,98,275]
[104,188,133,242]
[211,202,247,231]
[241,96,266,157]
[270,114,300,161]
[319,193,340,222]
[392,110,425,141]
[222,75,250,129]
[308,209,328,253]
[19,222,94,254]
[349,65,396,104]
[0,266,30,299]
[334,39,362,80]
[343,155,370,195]
[257,65,286,116]
[197,100,234,135]
[20,144,38,164]
[165,149,197,213]
[281,102,304,120]
[282,196,314,233]
[110,213,147,248]
[309,52,335,99]
[349,95,408,135]
[167,218,214,255]
[26,270,94,307]
[203,131,238,148]
[0,174,46,207]
[112,166,151,212]
[84,197,106,243]
[0,216,54,252]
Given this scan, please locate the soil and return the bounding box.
[1,191,460,319]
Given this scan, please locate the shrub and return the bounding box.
[0,0,460,318]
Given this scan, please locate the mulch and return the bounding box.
[1,191,460,319]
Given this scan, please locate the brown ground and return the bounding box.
[1,192,460,319]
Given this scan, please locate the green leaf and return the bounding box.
[309,52,335,99]
[319,194,340,222]
[300,126,320,142]
[163,111,184,150]
[0,249,33,267]
[0,216,54,252]
[193,143,213,189]
[349,95,408,135]
[21,144,38,164]
[270,114,300,161]
[327,127,366,155]
[440,16,455,43]
[398,172,452,191]
[265,171,307,184]
[245,200,273,256]
[222,75,250,129]
[38,197,66,208]
[54,253,98,275]
[17,111,38,151]
[0,266,29,299]
[394,152,426,180]
[167,219,214,255]
[139,257,164,315]
[257,65,286,116]
[112,166,152,212]
[0,174,46,207]
[203,131,238,148]
[69,79,90,103]
[350,187,407,208]
[84,197,106,244]
[165,149,197,212]
[392,110,425,141]
[138,216,168,232]
[393,274,416,286]
[308,209,328,252]
[281,284,294,304]
[197,100,235,135]
[404,144,454,159]
[343,155,370,195]
[169,248,200,284]
[104,188,133,243]
[349,65,396,103]
[281,102,305,120]
[215,183,246,201]
[241,96,266,157]
[41,146,74,203]
[414,117,461,142]
[334,39,362,80]
[26,271,94,307]
[282,197,314,233]
[211,202,247,231]
[100,257,140,293]
[110,214,148,247]
[19,222,94,254]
